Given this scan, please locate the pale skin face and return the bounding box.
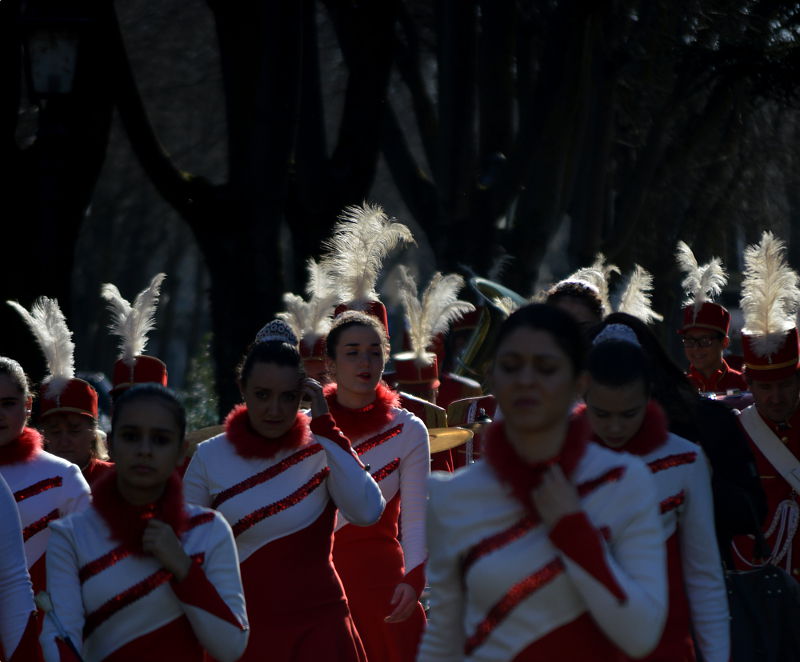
[327,325,386,409]
[0,375,31,447]
[240,362,304,439]
[41,411,96,468]
[749,374,800,424]
[584,379,649,448]
[683,328,728,376]
[109,396,191,580]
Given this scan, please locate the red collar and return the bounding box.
[687,359,731,392]
[576,400,668,456]
[92,469,188,554]
[225,405,311,460]
[484,417,589,516]
[0,428,42,465]
[324,381,399,440]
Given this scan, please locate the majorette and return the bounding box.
[100,273,168,397]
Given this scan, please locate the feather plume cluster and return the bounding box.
[560,253,619,315]
[740,231,800,357]
[100,273,166,366]
[7,297,75,398]
[321,202,415,306]
[277,259,339,346]
[396,266,475,366]
[675,241,727,313]
[614,265,664,324]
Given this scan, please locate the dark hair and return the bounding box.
[587,340,652,395]
[545,282,604,322]
[111,383,187,442]
[326,310,389,361]
[493,303,587,374]
[238,341,304,387]
[589,313,697,428]
[0,357,31,399]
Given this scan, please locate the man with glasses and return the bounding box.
[681,327,747,394]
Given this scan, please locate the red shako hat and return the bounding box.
[675,241,730,336]
[100,273,169,395]
[7,296,98,420]
[738,232,800,382]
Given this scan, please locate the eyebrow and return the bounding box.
[343,342,381,348]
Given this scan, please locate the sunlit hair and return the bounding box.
[0,356,32,399]
[111,383,186,443]
[493,303,587,375]
[545,281,604,322]
[325,310,390,361]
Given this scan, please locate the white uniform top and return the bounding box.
[0,449,91,573]
[40,503,249,662]
[0,472,35,659]
[333,406,430,576]
[418,442,668,662]
[183,416,385,562]
[640,433,730,662]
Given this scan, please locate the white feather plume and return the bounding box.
[277,259,338,345]
[615,265,663,324]
[675,241,727,312]
[100,273,166,366]
[561,253,619,315]
[396,267,475,366]
[321,202,415,305]
[740,231,800,357]
[7,297,75,398]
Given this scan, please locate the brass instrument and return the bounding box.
[453,277,528,388]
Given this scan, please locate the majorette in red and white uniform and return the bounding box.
[327,382,430,662]
[183,407,385,661]
[39,470,249,662]
[0,472,41,662]
[0,428,90,594]
[418,418,668,662]
[580,401,730,662]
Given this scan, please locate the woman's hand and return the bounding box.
[142,519,192,581]
[384,583,417,623]
[302,378,329,418]
[531,464,582,528]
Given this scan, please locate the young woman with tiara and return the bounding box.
[183,319,384,661]
[578,324,729,662]
[419,304,668,661]
[39,383,249,661]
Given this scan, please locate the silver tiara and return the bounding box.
[254,319,299,346]
[592,323,641,347]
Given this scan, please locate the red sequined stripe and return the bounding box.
[461,515,538,581]
[211,444,323,508]
[83,553,205,638]
[577,466,625,497]
[660,490,686,514]
[648,452,697,474]
[14,476,63,502]
[353,424,403,455]
[371,458,400,482]
[231,468,330,537]
[464,558,565,656]
[80,545,130,584]
[80,512,216,584]
[23,509,59,542]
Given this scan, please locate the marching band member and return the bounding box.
[419,304,667,661]
[0,471,41,661]
[732,231,800,579]
[183,320,384,661]
[319,203,429,661]
[543,253,616,333]
[675,241,747,394]
[581,327,729,662]
[39,383,249,661]
[100,273,169,399]
[325,311,430,662]
[4,299,92,595]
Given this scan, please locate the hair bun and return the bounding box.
[593,323,641,347]
[254,320,299,347]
